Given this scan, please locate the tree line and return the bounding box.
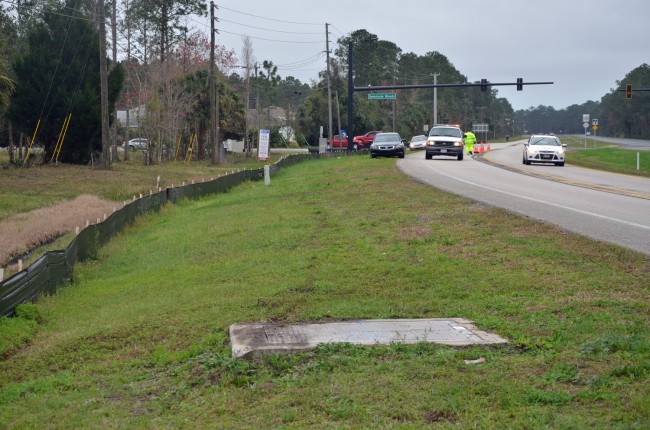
[516,64,650,138]
[0,2,647,167]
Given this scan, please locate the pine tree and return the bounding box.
[7,2,124,164]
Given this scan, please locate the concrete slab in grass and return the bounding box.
[229,318,508,358]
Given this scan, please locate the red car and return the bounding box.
[353,131,382,149]
[327,134,349,148]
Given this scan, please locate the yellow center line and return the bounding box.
[477,150,650,200]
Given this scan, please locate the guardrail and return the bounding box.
[0,153,328,317]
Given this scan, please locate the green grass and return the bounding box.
[567,147,650,177]
[561,135,614,150]
[0,156,648,428]
[560,136,650,177]
[0,150,281,221]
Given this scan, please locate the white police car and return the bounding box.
[523,134,566,166]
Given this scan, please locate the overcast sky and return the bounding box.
[196,0,649,111]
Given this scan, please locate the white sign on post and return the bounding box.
[583,114,590,123]
[258,129,270,161]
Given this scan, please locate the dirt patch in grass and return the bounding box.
[423,409,456,423]
[398,226,431,241]
[0,194,117,268]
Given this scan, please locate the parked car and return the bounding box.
[425,125,464,160]
[369,132,405,158]
[127,138,148,150]
[327,134,348,148]
[353,131,382,149]
[523,134,566,166]
[409,134,427,150]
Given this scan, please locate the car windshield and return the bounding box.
[530,137,560,146]
[411,135,426,142]
[374,133,400,142]
[429,128,462,138]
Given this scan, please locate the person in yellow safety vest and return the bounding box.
[463,130,477,154]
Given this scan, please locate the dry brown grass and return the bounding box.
[0,194,117,268]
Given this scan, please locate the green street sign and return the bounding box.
[368,93,396,100]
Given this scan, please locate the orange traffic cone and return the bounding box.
[478,142,484,153]
[487,143,491,151]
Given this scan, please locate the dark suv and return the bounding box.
[425,125,464,160]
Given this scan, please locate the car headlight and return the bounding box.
[454,142,463,147]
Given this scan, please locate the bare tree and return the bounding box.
[128,0,207,64]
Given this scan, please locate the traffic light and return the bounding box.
[480,79,488,92]
[626,84,632,99]
[517,78,523,91]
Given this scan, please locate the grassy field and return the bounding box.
[567,148,650,177]
[0,150,280,221]
[0,156,648,428]
[0,150,283,271]
[561,136,650,177]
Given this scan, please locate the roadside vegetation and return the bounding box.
[1,156,648,428]
[0,151,280,273]
[562,136,650,177]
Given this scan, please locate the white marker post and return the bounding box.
[582,114,589,148]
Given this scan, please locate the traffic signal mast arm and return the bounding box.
[619,85,650,99]
[353,80,553,92]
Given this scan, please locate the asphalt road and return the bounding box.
[397,141,650,255]
[569,135,650,151]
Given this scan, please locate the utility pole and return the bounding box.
[432,72,439,125]
[111,0,118,162]
[209,1,219,164]
[124,0,130,161]
[325,23,333,145]
[335,90,341,138]
[98,0,110,168]
[346,41,353,152]
[392,75,396,131]
[243,65,250,155]
[255,63,260,132]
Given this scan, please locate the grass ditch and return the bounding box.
[561,135,650,177]
[0,156,648,428]
[567,147,650,177]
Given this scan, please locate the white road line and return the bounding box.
[422,161,650,231]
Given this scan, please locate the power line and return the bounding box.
[217,4,321,26]
[219,28,323,44]
[329,24,347,38]
[219,18,321,35]
[275,52,324,68]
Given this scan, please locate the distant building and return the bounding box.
[247,106,295,143]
